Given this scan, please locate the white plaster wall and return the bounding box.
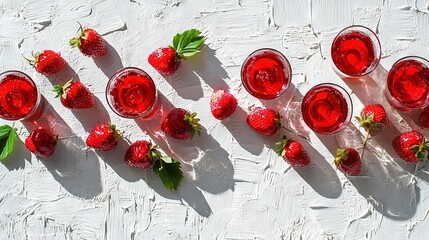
[1,0,429,239]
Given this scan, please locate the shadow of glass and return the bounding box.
[94,41,124,78]
[41,136,103,200]
[349,145,418,220]
[23,98,75,138]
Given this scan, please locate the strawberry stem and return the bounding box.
[361,130,370,160]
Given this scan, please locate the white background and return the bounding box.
[1,0,429,239]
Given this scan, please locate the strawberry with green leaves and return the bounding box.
[356,104,387,158]
[86,124,121,151]
[148,29,205,75]
[161,108,202,140]
[53,80,95,109]
[23,50,65,75]
[276,135,310,167]
[392,130,429,162]
[335,147,361,176]
[0,125,16,161]
[70,23,107,58]
[125,140,183,191]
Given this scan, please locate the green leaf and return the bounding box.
[161,156,173,163]
[171,29,204,59]
[152,159,184,191]
[0,125,12,139]
[172,33,181,50]
[0,125,16,160]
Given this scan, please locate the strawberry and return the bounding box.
[246,107,281,136]
[356,104,387,158]
[53,80,95,109]
[418,106,429,130]
[69,23,107,57]
[392,130,429,162]
[148,29,204,75]
[334,147,361,176]
[356,104,387,133]
[23,50,65,75]
[25,128,57,158]
[124,140,154,169]
[161,108,202,140]
[276,135,310,167]
[86,124,120,151]
[125,140,184,191]
[210,89,238,120]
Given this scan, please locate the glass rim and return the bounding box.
[105,67,157,119]
[0,70,41,121]
[331,25,382,77]
[302,83,353,135]
[386,56,429,110]
[240,48,292,99]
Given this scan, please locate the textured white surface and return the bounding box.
[1,0,429,239]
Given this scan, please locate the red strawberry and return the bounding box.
[356,104,387,158]
[148,29,204,75]
[25,128,57,158]
[276,135,310,167]
[418,106,429,130]
[356,104,387,133]
[392,131,429,162]
[69,23,107,57]
[210,89,238,120]
[23,50,65,75]
[148,48,179,75]
[53,80,95,109]
[246,107,281,136]
[124,140,154,169]
[334,147,361,176]
[86,124,120,151]
[125,140,184,191]
[161,108,202,140]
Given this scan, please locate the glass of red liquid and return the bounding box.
[301,83,353,135]
[385,56,429,111]
[106,67,159,120]
[241,48,292,99]
[331,25,381,77]
[0,70,44,122]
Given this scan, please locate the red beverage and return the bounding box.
[386,57,429,111]
[0,71,42,121]
[241,48,291,99]
[106,67,159,119]
[302,83,352,134]
[331,26,381,77]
